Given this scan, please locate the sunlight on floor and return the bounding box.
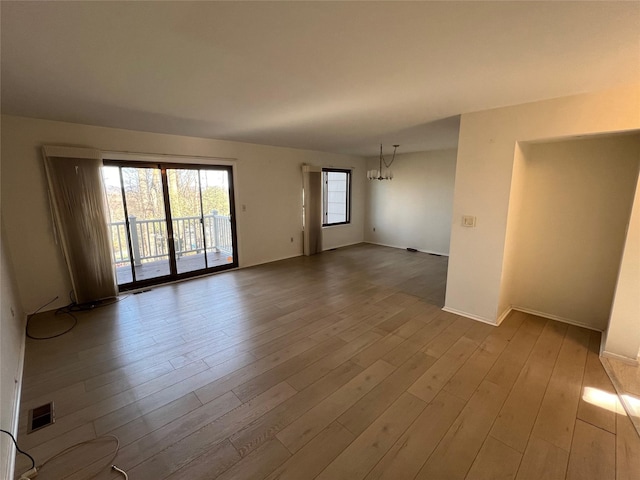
[622,393,640,411]
[582,386,640,418]
[582,386,622,414]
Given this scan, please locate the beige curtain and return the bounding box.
[43,146,117,304]
[302,164,322,255]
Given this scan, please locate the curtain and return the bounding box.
[43,146,117,304]
[302,164,322,256]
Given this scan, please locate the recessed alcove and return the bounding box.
[501,132,640,331]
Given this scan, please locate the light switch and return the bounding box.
[462,215,476,227]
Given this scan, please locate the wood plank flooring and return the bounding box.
[601,356,640,437]
[15,244,638,479]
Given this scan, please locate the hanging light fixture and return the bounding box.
[367,144,399,180]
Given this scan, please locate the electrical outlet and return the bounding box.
[462,215,476,227]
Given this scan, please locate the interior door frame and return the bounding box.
[103,159,239,291]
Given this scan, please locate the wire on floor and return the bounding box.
[26,292,130,340]
[38,434,127,479]
[1,427,128,479]
[112,464,129,479]
[26,307,78,340]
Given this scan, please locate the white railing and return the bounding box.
[108,210,232,267]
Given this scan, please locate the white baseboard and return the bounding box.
[599,331,639,365]
[511,306,603,332]
[441,306,498,326]
[600,350,639,366]
[440,304,606,332]
[242,252,303,268]
[323,241,364,251]
[496,307,513,326]
[364,241,449,257]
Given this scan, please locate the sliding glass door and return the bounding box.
[166,167,236,274]
[167,168,207,275]
[102,162,238,290]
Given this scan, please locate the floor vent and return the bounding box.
[28,402,54,434]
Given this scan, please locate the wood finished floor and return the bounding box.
[16,244,639,480]
[601,357,640,436]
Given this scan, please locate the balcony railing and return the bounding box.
[108,210,232,267]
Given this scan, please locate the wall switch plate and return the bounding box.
[462,215,476,227]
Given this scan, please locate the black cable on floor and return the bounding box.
[26,308,78,340]
[26,293,129,341]
[0,429,35,470]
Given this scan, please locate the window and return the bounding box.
[322,168,351,226]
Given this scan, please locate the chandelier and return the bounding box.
[367,144,399,180]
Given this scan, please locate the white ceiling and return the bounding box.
[2,1,638,156]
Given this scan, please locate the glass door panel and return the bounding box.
[166,168,207,274]
[102,166,133,285]
[200,168,235,268]
[121,166,171,281]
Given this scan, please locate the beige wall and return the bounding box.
[506,135,639,331]
[445,83,640,325]
[498,142,530,324]
[0,225,26,478]
[1,115,366,313]
[604,171,640,360]
[364,149,457,255]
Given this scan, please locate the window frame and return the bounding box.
[322,168,352,227]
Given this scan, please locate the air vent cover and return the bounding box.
[28,402,55,434]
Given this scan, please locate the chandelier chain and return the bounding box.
[381,144,399,168]
[367,144,399,180]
